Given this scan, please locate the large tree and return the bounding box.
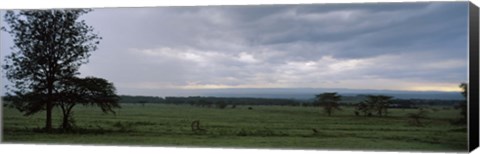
[56,76,120,130]
[2,9,101,131]
[315,92,342,116]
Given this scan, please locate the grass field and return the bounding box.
[2,103,467,152]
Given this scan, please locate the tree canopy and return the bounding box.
[360,95,392,117]
[2,9,102,131]
[458,82,467,123]
[315,92,342,116]
[56,76,120,129]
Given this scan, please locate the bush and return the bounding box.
[216,101,227,109]
[407,109,428,127]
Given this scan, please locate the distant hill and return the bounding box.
[169,88,464,100]
[2,88,463,107]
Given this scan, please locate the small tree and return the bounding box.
[378,95,393,116]
[216,100,227,109]
[56,77,120,130]
[315,92,342,116]
[407,109,428,126]
[363,95,392,117]
[2,9,101,131]
[355,102,371,117]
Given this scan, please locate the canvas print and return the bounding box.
[0,2,473,152]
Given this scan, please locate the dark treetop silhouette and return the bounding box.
[315,92,342,116]
[56,76,120,130]
[2,9,102,131]
[363,95,393,117]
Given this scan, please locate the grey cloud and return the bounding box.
[1,2,469,95]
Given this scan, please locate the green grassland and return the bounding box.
[2,103,467,152]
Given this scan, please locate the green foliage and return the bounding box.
[215,101,228,109]
[56,76,120,130]
[355,102,371,116]
[2,9,101,130]
[358,95,393,117]
[315,92,342,116]
[407,109,429,127]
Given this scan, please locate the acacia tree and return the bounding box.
[355,102,371,117]
[377,95,392,116]
[2,9,101,131]
[315,92,342,116]
[56,77,120,130]
[407,108,428,126]
[363,95,392,117]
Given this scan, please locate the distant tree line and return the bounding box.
[313,93,393,117]
[165,96,301,107]
[115,96,304,107]
[109,95,463,108]
[118,95,165,104]
[4,94,462,108]
[337,95,461,106]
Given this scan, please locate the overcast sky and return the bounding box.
[0,2,469,96]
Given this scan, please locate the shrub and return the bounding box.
[216,101,227,109]
[407,109,428,127]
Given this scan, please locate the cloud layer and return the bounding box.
[1,2,469,96]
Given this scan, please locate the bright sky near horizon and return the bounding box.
[0,2,469,96]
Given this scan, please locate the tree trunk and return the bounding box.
[46,84,53,131]
[45,74,55,131]
[62,112,69,129]
[46,102,52,131]
[60,104,75,130]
